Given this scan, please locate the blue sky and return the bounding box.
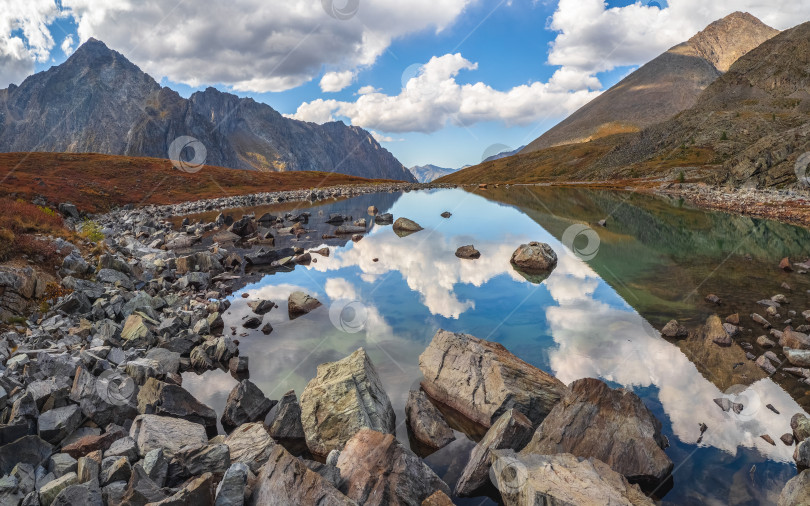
[6,0,806,169]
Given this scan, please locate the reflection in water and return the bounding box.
[181,188,810,505]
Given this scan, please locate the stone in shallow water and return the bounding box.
[521,377,673,489]
[287,291,322,318]
[455,245,481,259]
[419,329,567,428]
[220,380,276,433]
[266,390,305,440]
[490,450,654,506]
[405,389,455,454]
[300,348,395,458]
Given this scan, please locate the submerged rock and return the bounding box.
[336,429,450,505]
[405,390,455,453]
[300,348,395,457]
[419,329,567,428]
[392,217,423,237]
[490,450,654,506]
[455,245,481,259]
[521,377,673,489]
[661,320,688,339]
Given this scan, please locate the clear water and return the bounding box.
[181,187,810,505]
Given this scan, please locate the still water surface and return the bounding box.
[182,187,810,505]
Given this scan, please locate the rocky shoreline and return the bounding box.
[0,181,808,504]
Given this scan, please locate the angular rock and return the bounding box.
[266,390,305,440]
[0,435,53,475]
[119,464,167,505]
[100,456,131,485]
[287,291,322,317]
[221,380,276,433]
[247,299,275,315]
[104,436,138,462]
[242,316,263,329]
[521,377,672,489]
[405,390,455,453]
[778,469,810,506]
[785,347,810,367]
[49,453,78,478]
[170,443,230,482]
[455,409,534,496]
[62,427,125,459]
[39,472,78,506]
[142,448,169,487]
[780,328,810,350]
[51,482,103,506]
[137,378,218,435]
[336,429,449,505]
[215,462,248,506]
[129,414,208,458]
[250,443,353,505]
[38,405,82,444]
[300,348,395,457]
[490,450,654,506]
[793,413,810,443]
[419,329,567,428]
[795,440,810,468]
[224,423,276,474]
[422,490,454,506]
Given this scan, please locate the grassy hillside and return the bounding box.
[0,152,398,213]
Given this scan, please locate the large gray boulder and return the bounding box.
[223,423,277,475]
[510,242,557,282]
[778,469,810,506]
[38,405,83,444]
[129,414,208,458]
[266,390,305,440]
[336,429,449,505]
[419,329,567,428]
[455,409,534,496]
[521,378,673,489]
[137,378,217,435]
[490,450,654,506]
[300,348,395,458]
[220,380,276,433]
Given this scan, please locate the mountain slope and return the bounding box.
[0,39,415,182]
[522,12,778,153]
[409,164,457,183]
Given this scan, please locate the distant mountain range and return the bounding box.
[409,145,525,182]
[522,12,778,153]
[409,164,457,183]
[0,39,416,182]
[442,13,810,189]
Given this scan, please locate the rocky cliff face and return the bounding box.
[0,39,415,182]
[409,164,457,183]
[522,12,778,153]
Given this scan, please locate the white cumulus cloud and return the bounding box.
[320,70,355,92]
[0,0,60,87]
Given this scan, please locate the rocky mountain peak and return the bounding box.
[673,11,779,72]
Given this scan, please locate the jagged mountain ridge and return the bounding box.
[409,164,457,183]
[522,12,778,153]
[0,39,416,182]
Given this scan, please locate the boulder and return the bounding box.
[288,291,322,317]
[795,440,810,468]
[51,483,103,506]
[100,456,131,485]
[660,320,688,339]
[129,414,208,458]
[780,328,810,350]
[247,299,275,315]
[455,409,534,496]
[104,436,138,462]
[778,469,810,506]
[521,378,672,489]
[39,472,78,506]
[152,472,214,505]
[336,429,450,505]
[405,390,455,453]
[215,462,249,506]
[221,380,276,433]
[266,390,306,440]
[119,464,168,505]
[62,427,125,459]
[455,245,481,260]
[490,450,654,506]
[224,423,277,474]
[0,436,53,475]
[137,378,218,435]
[249,444,353,505]
[38,405,82,444]
[300,348,395,457]
[785,348,810,367]
[510,242,557,281]
[419,329,567,428]
[392,217,424,237]
[422,490,454,505]
[793,413,810,443]
[170,443,231,482]
[375,213,393,225]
